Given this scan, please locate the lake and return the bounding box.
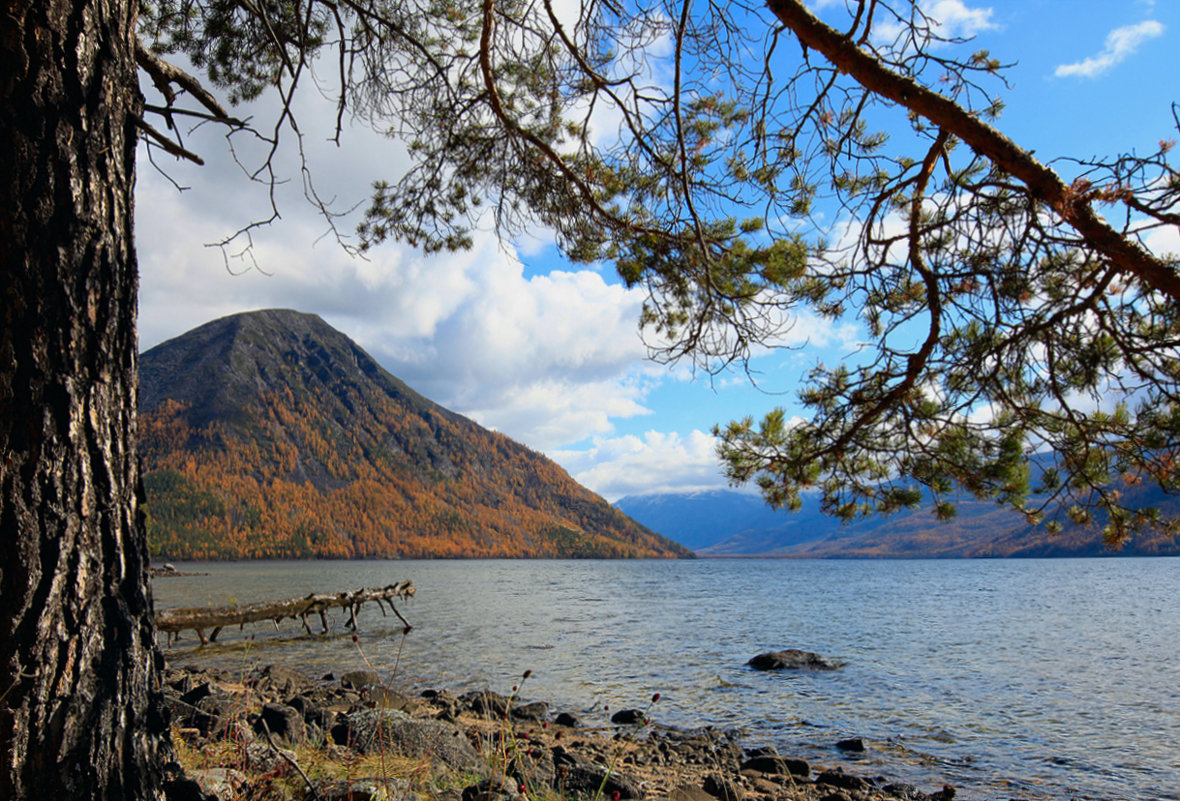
[152,557,1180,801]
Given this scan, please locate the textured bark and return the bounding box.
[0,1,170,799]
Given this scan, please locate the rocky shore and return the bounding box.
[161,662,960,801]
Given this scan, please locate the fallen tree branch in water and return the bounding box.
[156,581,415,645]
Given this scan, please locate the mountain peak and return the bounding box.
[139,310,691,560]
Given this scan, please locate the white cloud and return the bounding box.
[136,168,661,452]
[872,1,997,45]
[552,429,728,501]
[131,38,855,497]
[923,0,997,39]
[1143,224,1180,261]
[356,261,663,450]
[1055,20,1165,79]
[133,51,674,455]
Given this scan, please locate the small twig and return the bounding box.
[133,116,205,164]
[142,103,247,128]
[0,671,34,705]
[260,719,322,801]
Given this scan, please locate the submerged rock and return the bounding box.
[610,708,647,725]
[746,649,842,671]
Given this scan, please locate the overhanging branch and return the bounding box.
[765,0,1180,305]
[135,39,238,125]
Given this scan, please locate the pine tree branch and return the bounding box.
[765,0,1180,305]
[134,38,234,123]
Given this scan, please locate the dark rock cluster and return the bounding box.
[162,663,956,801]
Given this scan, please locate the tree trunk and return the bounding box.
[0,2,170,799]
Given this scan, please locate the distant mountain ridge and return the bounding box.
[139,309,691,560]
[616,486,1180,558]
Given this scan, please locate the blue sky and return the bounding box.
[135,0,1180,502]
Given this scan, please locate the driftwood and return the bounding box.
[156,581,415,646]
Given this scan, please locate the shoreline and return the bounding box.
[165,661,963,801]
[151,559,1166,801]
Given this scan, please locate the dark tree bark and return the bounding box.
[0,1,170,798]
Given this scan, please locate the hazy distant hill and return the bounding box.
[616,486,1180,558]
[613,490,824,551]
[138,309,691,560]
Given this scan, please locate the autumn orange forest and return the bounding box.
[138,309,690,560]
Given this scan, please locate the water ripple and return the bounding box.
[156,557,1180,801]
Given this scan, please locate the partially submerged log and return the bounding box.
[156,581,415,646]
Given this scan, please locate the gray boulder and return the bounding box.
[702,773,743,801]
[740,754,809,778]
[460,689,511,717]
[512,701,549,721]
[340,670,383,689]
[310,778,418,801]
[333,709,480,770]
[187,769,247,801]
[242,742,297,773]
[256,702,306,745]
[816,768,874,792]
[610,708,647,725]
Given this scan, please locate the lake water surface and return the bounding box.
[153,558,1180,801]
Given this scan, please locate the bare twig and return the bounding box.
[133,116,205,165]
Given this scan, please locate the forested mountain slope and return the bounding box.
[139,309,690,559]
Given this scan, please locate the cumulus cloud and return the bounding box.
[136,164,662,451]
[132,53,675,454]
[553,430,728,501]
[922,0,997,39]
[132,46,852,494]
[1055,20,1165,79]
[872,0,997,45]
[1143,224,1180,261]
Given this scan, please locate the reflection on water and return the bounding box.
[153,558,1180,801]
